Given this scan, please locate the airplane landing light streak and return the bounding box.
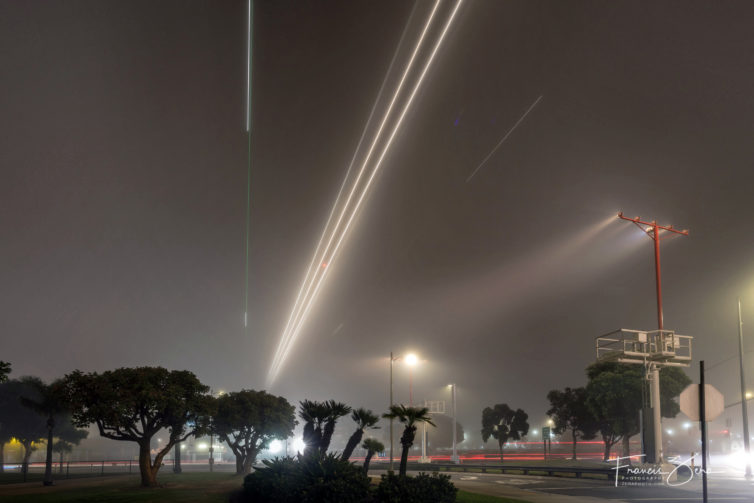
[267,0,465,385]
[268,0,441,383]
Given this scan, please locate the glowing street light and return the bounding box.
[405,353,419,406]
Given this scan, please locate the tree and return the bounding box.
[382,405,435,477]
[52,420,88,474]
[214,389,296,474]
[546,387,598,460]
[341,408,380,461]
[0,378,48,478]
[321,401,351,456]
[64,367,212,487]
[585,362,692,460]
[298,400,350,457]
[481,404,528,463]
[0,361,10,383]
[362,438,384,473]
[299,399,330,456]
[20,378,71,486]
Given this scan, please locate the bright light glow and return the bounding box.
[268,439,282,454]
[726,449,754,470]
[666,429,674,435]
[197,443,208,450]
[532,429,538,435]
[405,353,418,366]
[267,0,465,385]
[683,422,692,429]
[181,445,186,449]
[547,419,554,426]
[747,391,752,399]
[293,438,306,454]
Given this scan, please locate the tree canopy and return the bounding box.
[64,367,212,487]
[214,389,296,474]
[21,378,72,485]
[0,361,10,383]
[585,362,691,459]
[0,377,48,473]
[546,387,598,460]
[481,403,529,463]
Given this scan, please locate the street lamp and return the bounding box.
[405,353,418,406]
[389,352,420,471]
[448,384,459,464]
[737,298,752,479]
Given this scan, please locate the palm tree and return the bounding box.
[341,408,380,461]
[320,400,351,455]
[299,400,327,456]
[362,438,384,474]
[382,405,435,476]
[20,379,69,486]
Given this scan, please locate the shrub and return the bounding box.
[375,471,457,503]
[242,453,371,503]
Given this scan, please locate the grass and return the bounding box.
[0,472,243,503]
[457,491,531,503]
[0,471,533,503]
[0,471,133,485]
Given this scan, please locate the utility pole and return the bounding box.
[618,212,688,464]
[389,352,395,472]
[738,299,752,479]
[450,383,459,464]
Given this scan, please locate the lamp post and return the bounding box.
[738,298,752,480]
[390,352,396,471]
[449,383,459,464]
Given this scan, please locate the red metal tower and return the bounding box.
[618,212,689,330]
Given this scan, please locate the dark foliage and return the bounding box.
[242,453,371,503]
[0,361,10,383]
[546,387,598,460]
[480,403,529,463]
[374,472,457,503]
[214,389,296,474]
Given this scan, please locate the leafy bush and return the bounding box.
[375,471,457,503]
[242,453,371,503]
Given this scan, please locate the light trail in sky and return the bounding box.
[465,95,543,183]
[268,0,443,384]
[267,0,465,385]
[244,0,253,328]
[270,0,422,373]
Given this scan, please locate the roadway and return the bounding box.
[372,467,754,502]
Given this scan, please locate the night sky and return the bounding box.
[3,0,754,446]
